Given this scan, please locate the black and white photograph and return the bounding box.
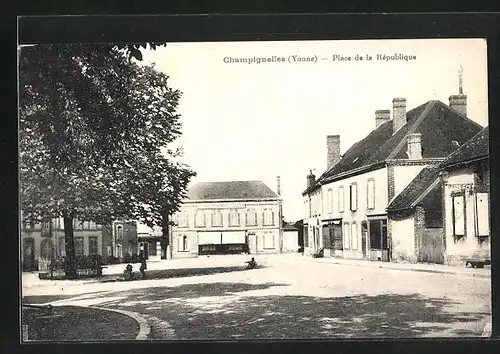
[19,37,491,341]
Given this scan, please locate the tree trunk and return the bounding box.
[161,211,170,259]
[63,212,77,278]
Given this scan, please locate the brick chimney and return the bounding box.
[407,133,422,159]
[326,135,341,170]
[307,170,316,188]
[449,66,467,116]
[392,97,407,135]
[276,176,281,196]
[375,109,391,128]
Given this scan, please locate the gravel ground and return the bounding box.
[22,254,491,340]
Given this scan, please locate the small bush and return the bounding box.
[105,256,121,265]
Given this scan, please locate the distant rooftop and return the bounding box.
[186,181,280,201]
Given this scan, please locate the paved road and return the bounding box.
[23,254,491,340]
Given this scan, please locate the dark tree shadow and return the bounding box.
[22,291,111,305]
[96,283,490,339]
[93,282,290,301]
[97,265,266,283]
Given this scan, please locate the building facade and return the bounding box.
[21,216,107,271]
[303,83,483,263]
[440,127,490,266]
[170,181,283,258]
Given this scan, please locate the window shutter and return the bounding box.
[476,193,489,236]
[452,196,465,236]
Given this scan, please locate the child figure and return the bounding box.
[123,264,135,281]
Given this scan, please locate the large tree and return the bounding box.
[19,43,195,277]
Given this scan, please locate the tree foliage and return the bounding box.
[19,43,194,274]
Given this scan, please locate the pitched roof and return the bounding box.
[305,100,483,194]
[440,126,489,169]
[186,181,279,201]
[386,166,441,212]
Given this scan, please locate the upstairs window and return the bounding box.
[350,183,358,211]
[367,179,375,210]
[195,210,206,228]
[327,188,333,214]
[263,208,275,226]
[228,209,241,226]
[211,210,223,227]
[178,212,189,228]
[338,186,345,213]
[246,209,257,226]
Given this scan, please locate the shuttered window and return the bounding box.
[338,186,345,212]
[351,223,358,250]
[452,195,465,239]
[350,183,358,211]
[367,179,375,210]
[343,223,350,249]
[475,193,489,237]
[327,189,333,214]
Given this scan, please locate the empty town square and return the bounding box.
[22,254,491,340]
[19,35,492,342]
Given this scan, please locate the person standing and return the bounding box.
[139,252,147,279]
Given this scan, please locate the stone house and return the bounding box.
[440,126,490,266]
[385,126,490,265]
[21,216,108,271]
[170,180,283,258]
[302,85,483,262]
[386,166,444,263]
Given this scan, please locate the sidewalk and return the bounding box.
[288,253,491,278]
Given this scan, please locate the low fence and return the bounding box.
[38,255,105,280]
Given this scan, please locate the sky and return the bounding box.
[141,38,488,222]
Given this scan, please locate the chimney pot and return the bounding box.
[375,109,391,128]
[276,176,281,196]
[326,135,341,170]
[392,97,407,135]
[307,170,316,188]
[449,94,467,116]
[407,132,422,159]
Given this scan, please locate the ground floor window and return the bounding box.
[343,223,350,249]
[452,194,466,242]
[75,237,84,256]
[88,236,98,255]
[178,235,189,251]
[475,193,489,235]
[351,222,358,250]
[263,233,275,249]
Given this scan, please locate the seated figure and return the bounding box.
[123,264,135,281]
[245,257,257,270]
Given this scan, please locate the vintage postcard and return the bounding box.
[19,38,491,341]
